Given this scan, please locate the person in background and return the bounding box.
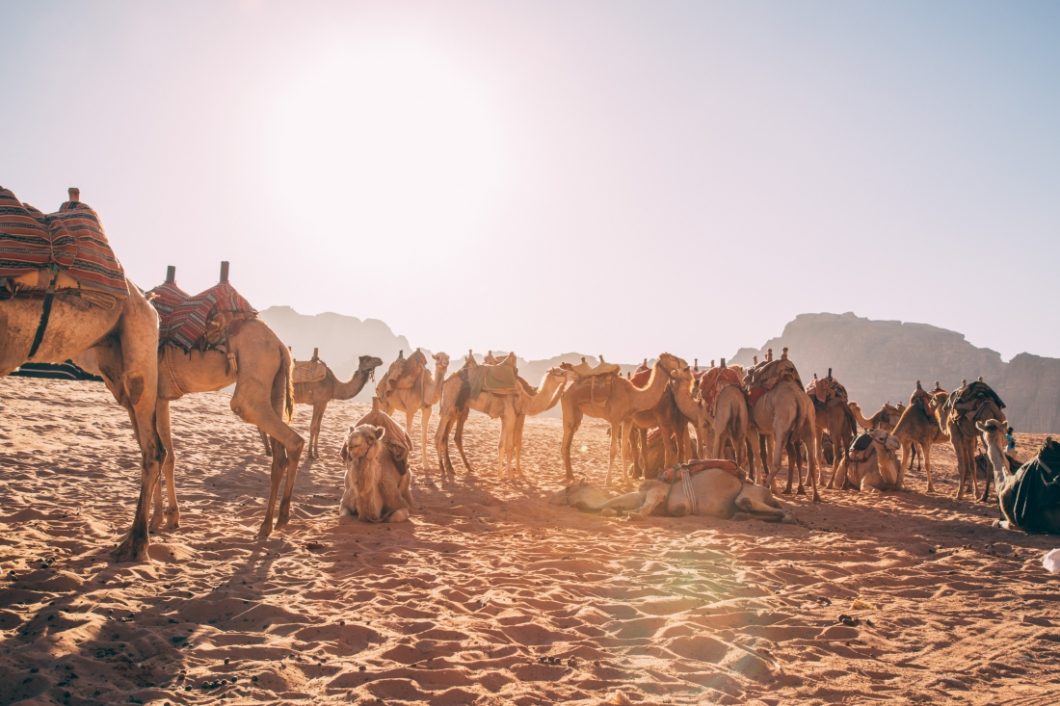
[1006,426,1016,453]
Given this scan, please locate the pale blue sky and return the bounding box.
[3,1,1058,362]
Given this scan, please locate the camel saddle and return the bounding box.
[1001,448,1060,533]
[468,361,520,395]
[386,350,428,392]
[293,359,328,384]
[658,459,744,484]
[483,351,517,367]
[630,364,652,387]
[947,381,1005,423]
[563,358,620,378]
[0,187,128,301]
[806,376,849,405]
[745,358,803,406]
[699,366,743,414]
[149,279,257,352]
[848,433,875,463]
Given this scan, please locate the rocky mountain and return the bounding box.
[728,312,1056,433]
[260,307,1059,431]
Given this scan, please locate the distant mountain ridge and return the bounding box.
[260,307,1060,431]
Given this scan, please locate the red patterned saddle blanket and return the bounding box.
[148,278,257,351]
[0,187,127,299]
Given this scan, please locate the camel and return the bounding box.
[1,186,164,562]
[149,264,304,540]
[942,380,1006,502]
[625,361,693,469]
[849,401,903,432]
[434,355,568,479]
[670,365,748,468]
[807,371,857,489]
[891,381,950,492]
[339,402,414,522]
[376,351,450,469]
[835,429,903,491]
[292,352,383,459]
[559,353,686,487]
[549,461,789,522]
[978,420,1060,534]
[506,367,571,474]
[743,355,820,501]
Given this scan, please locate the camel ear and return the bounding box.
[975,421,987,433]
[371,425,385,441]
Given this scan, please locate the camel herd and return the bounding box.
[2,185,1059,561]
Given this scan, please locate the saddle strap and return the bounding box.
[27,266,60,360]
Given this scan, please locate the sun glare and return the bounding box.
[266,42,503,252]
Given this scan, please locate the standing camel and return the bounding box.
[807,371,857,489]
[377,351,449,469]
[506,368,571,474]
[891,381,949,492]
[1,186,164,562]
[290,352,382,459]
[743,354,819,500]
[560,353,685,487]
[149,264,304,540]
[941,380,1005,502]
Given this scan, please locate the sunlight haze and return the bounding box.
[3,0,1058,362]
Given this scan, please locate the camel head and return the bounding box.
[656,352,688,373]
[358,355,384,380]
[433,352,450,369]
[1040,437,1060,469]
[341,424,385,491]
[868,428,901,453]
[975,418,1006,449]
[669,365,695,384]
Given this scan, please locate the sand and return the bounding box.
[1,376,1059,705]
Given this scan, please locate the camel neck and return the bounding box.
[334,369,370,400]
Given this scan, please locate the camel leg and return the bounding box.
[954,439,970,500]
[454,409,473,473]
[308,403,326,459]
[404,408,416,465]
[734,495,787,521]
[621,421,633,486]
[514,414,526,475]
[804,430,821,503]
[605,422,620,487]
[151,400,180,530]
[104,310,166,563]
[230,380,304,539]
[260,429,272,457]
[419,406,431,471]
[434,411,455,480]
[922,443,935,493]
[969,440,982,501]
[561,404,582,481]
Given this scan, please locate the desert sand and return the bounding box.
[1,376,1058,705]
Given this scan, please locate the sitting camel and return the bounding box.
[849,401,903,432]
[978,420,1060,534]
[339,402,414,523]
[549,460,788,522]
[836,429,903,491]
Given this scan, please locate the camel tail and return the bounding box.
[276,344,295,423]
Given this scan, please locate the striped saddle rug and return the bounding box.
[148,280,257,351]
[0,187,127,299]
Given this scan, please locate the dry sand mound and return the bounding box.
[1,376,1059,705]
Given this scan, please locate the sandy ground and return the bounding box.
[1,376,1058,705]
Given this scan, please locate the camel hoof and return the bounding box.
[812,493,821,504]
[113,535,149,563]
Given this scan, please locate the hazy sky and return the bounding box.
[4,1,1059,363]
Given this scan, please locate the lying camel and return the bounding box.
[549,460,789,522]
[339,403,414,523]
[835,429,903,491]
[978,420,1060,534]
